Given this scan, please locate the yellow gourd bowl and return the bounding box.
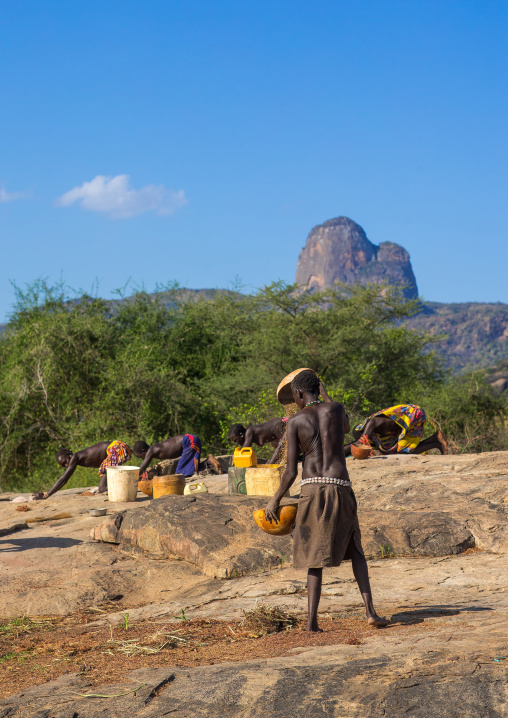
[253,504,298,536]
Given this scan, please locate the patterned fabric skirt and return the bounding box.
[355,404,426,454]
[98,440,132,476]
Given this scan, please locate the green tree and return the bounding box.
[1,278,505,493]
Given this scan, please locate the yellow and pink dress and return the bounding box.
[355,404,426,454]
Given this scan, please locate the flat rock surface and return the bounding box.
[1,452,508,716]
[1,560,507,717]
[89,451,508,577]
[90,495,477,578]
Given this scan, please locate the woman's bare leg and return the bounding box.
[307,568,323,632]
[411,431,448,455]
[350,543,389,627]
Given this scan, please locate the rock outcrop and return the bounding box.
[90,495,296,579]
[295,217,418,299]
[2,651,507,718]
[90,495,477,577]
[3,453,508,617]
[90,451,508,577]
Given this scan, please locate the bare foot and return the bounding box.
[306,623,323,633]
[368,615,389,628]
[437,430,448,455]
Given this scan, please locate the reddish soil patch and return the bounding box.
[0,612,381,698]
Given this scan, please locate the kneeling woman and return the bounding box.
[345,404,447,456]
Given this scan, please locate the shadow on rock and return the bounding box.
[0,536,82,552]
[390,606,461,625]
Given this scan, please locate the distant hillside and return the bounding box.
[148,288,225,304]
[404,301,508,371]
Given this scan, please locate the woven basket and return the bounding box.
[276,367,316,404]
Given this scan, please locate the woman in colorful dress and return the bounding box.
[345,404,448,456]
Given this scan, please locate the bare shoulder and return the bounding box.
[317,401,347,426]
[163,435,183,445]
[254,418,279,430]
[318,400,344,413]
[286,411,307,429]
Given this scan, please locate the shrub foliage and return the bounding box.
[0,280,506,491]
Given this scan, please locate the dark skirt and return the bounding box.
[293,483,365,570]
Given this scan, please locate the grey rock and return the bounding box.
[358,510,475,557]
[91,494,295,578]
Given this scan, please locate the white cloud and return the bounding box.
[55,174,187,219]
[0,186,28,203]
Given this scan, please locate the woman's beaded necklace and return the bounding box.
[304,400,321,408]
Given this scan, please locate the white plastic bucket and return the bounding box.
[107,466,139,502]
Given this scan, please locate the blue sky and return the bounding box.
[1,0,507,321]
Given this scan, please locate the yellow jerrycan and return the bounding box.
[183,481,209,495]
[233,447,257,468]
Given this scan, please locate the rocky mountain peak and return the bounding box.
[295,216,418,300]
